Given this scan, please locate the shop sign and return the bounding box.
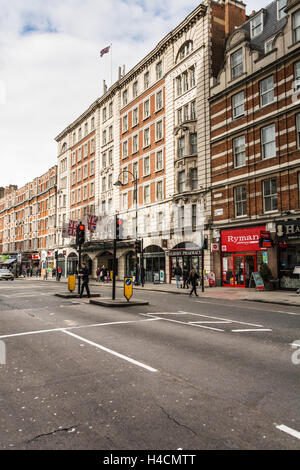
[211,243,219,253]
[221,226,266,253]
[32,254,40,260]
[167,250,202,256]
[276,220,300,240]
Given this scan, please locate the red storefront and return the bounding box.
[221,226,266,288]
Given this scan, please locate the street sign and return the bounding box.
[250,272,264,290]
[124,277,133,302]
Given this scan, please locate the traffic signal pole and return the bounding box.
[78,242,82,295]
[112,237,117,300]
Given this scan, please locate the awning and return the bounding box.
[1,259,17,265]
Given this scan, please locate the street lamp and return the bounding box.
[114,169,140,284]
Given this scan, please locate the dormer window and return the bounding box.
[231,48,243,80]
[277,0,287,20]
[250,12,263,38]
[264,37,274,54]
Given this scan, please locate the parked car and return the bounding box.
[0,269,14,281]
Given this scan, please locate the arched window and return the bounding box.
[177,40,193,62]
[61,142,67,153]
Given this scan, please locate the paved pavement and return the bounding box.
[0,279,300,450]
[20,276,300,307]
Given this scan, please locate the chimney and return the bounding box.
[0,187,4,199]
[103,79,107,94]
[225,0,246,36]
[118,66,122,80]
[122,65,125,77]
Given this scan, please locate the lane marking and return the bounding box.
[62,329,158,373]
[141,314,224,332]
[0,318,159,340]
[182,310,264,328]
[189,321,232,324]
[276,424,300,440]
[232,329,272,333]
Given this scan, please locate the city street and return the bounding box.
[0,279,299,450]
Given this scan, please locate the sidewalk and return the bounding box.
[20,276,300,308]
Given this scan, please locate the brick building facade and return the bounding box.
[210,0,300,289]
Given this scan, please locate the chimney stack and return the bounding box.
[103,79,107,94]
[118,66,122,80]
[122,65,125,77]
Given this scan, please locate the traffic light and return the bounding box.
[202,237,208,250]
[76,224,85,245]
[134,240,141,253]
[116,217,123,240]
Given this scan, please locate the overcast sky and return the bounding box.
[0,0,267,188]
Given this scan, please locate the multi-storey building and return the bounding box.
[0,166,57,274]
[53,0,247,282]
[210,0,300,289]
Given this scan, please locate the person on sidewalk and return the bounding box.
[174,263,182,288]
[57,266,62,281]
[189,269,199,297]
[79,262,91,298]
[182,266,189,289]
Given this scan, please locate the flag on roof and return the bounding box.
[100,46,110,57]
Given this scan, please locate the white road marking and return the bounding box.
[141,314,224,332]
[232,329,272,333]
[195,300,300,315]
[0,318,159,340]
[185,309,264,327]
[189,321,232,324]
[62,329,158,373]
[276,424,300,440]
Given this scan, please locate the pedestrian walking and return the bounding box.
[79,262,91,298]
[182,266,189,289]
[96,267,101,282]
[189,268,200,296]
[57,267,62,281]
[174,263,182,288]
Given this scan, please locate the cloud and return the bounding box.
[0,0,269,188]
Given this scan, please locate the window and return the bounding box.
[263,179,278,212]
[231,48,243,80]
[109,101,113,117]
[90,160,95,176]
[144,185,150,204]
[91,117,95,130]
[83,164,88,179]
[103,130,107,145]
[156,120,163,141]
[102,177,106,192]
[190,67,196,88]
[261,124,276,159]
[190,168,198,190]
[260,76,274,106]
[177,76,183,96]
[156,61,162,80]
[123,89,128,106]
[156,181,163,201]
[71,191,75,204]
[278,0,287,19]
[123,169,128,185]
[179,41,193,61]
[102,152,107,168]
[133,161,139,179]
[296,113,300,148]
[183,71,189,92]
[191,101,196,120]
[77,188,81,202]
[293,10,300,43]
[190,133,197,155]
[295,61,300,90]
[90,182,94,197]
[77,168,81,183]
[108,174,112,189]
[144,156,150,176]
[144,71,150,90]
[156,150,163,171]
[78,128,82,140]
[265,38,274,54]
[84,143,88,158]
[184,104,189,122]
[109,126,113,141]
[177,108,183,124]
[192,204,197,228]
[123,141,128,158]
[73,132,76,144]
[72,171,76,186]
[232,91,244,118]
[144,100,150,119]
[83,185,88,200]
[109,149,113,165]
[178,170,185,193]
[251,13,263,38]
[133,81,138,98]
[132,107,138,126]
[77,148,82,162]
[234,185,247,217]
[123,115,128,132]
[90,138,95,154]
[84,122,88,136]
[156,90,163,111]
[133,134,139,153]
[178,136,185,158]
[103,107,107,121]
[144,128,150,147]
[233,135,246,167]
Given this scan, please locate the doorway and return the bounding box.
[222,253,257,288]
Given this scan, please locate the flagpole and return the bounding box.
[110,43,113,86]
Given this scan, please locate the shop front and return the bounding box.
[168,242,201,284]
[57,253,66,277]
[277,220,300,290]
[142,245,166,283]
[221,226,267,288]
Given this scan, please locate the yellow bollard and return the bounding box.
[68,275,76,292]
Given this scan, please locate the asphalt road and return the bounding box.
[0,279,299,450]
